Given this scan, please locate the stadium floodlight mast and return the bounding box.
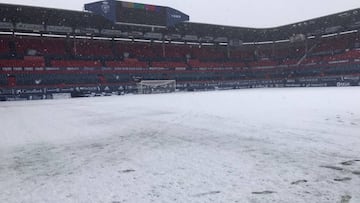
[137,80,176,94]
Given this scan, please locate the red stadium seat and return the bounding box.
[51,60,102,67]
[0,59,45,67]
[0,37,10,54]
[106,59,148,68]
[15,36,66,56]
[73,40,113,57]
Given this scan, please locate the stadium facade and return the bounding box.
[0,1,360,100]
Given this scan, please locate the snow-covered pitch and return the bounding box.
[0,87,359,203]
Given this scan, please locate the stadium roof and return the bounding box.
[0,2,359,42]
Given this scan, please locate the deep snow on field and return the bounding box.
[0,87,360,203]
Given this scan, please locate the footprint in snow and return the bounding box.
[340,195,352,203]
[320,165,344,171]
[119,169,136,173]
[352,171,360,175]
[334,177,352,182]
[291,180,308,185]
[252,191,276,195]
[193,191,221,197]
[340,160,360,166]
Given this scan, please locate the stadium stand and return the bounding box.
[73,39,113,57]
[0,37,10,55]
[51,60,102,68]
[106,59,148,68]
[0,59,45,67]
[0,1,360,100]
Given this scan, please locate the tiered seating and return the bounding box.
[151,61,187,68]
[1,31,360,91]
[347,49,360,59]
[323,54,349,63]
[43,38,67,55]
[284,46,306,59]
[163,44,189,58]
[188,60,222,68]
[312,36,351,54]
[116,42,228,60]
[273,49,290,60]
[0,37,10,55]
[15,37,66,56]
[281,58,298,66]
[302,49,360,65]
[190,46,227,60]
[323,49,360,63]
[7,75,16,86]
[51,60,102,67]
[73,40,113,57]
[0,74,7,85]
[249,60,278,68]
[222,62,246,68]
[354,37,360,48]
[0,59,45,67]
[301,56,323,65]
[229,50,255,60]
[104,74,131,83]
[117,42,162,59]
[106,59,148,68]
[254,47,273,59]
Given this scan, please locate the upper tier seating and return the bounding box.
[163,44,190,58]
[188,59,223,68]
[0,32,358,70]
[190,46,227,60]
[0,37,10,55]
[222,62,246,68]
[15,37,66,56]
[151,61,188,68]
[117,42,162,59]
[0,59,45,67]
[249,60,278,68]
[228,50,254,60]
[51,60,102,67]
[106,59,148,68]
[312,35,354,54]
[73,40,113,57]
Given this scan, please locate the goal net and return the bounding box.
[137,80,176,94]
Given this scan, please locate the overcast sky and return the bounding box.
[1,0,359,28]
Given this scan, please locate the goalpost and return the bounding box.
[137,80,176,94]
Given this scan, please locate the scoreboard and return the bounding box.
[116,2,167,26]
[85,0,189,27]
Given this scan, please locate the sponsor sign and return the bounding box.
[101,29,122,36]
[16,23,44,31]
[337,82,351,87]
[46,25,72,33]
[0,22,13,29]
[144,32,163,40]
[84,0,116,22]
[101,1,111,14]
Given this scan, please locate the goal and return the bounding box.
[137,80,176,94]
